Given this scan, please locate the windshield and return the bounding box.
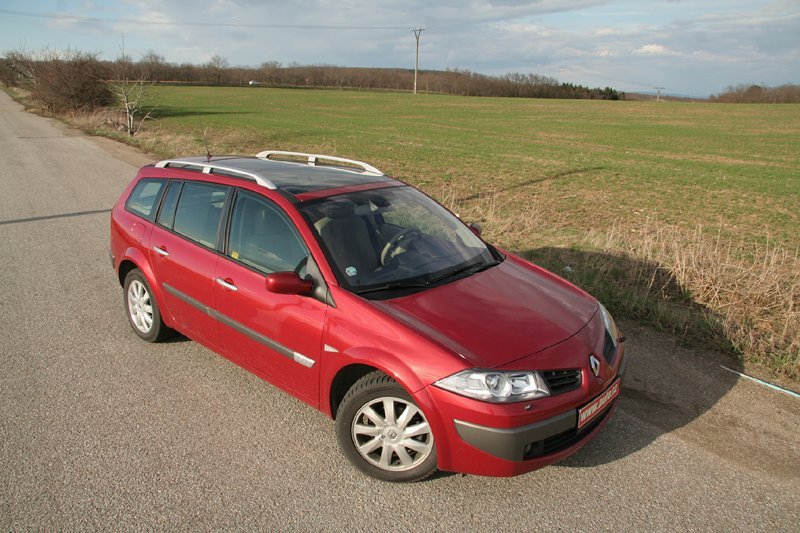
[300,186,498,296]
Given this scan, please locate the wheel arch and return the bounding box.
[329,363,381,420]
[118,259,138,287]
[116,247,173,327]
[325,345,446,421]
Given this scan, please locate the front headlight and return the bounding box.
[598,302,619,348]
[434,369,550,403]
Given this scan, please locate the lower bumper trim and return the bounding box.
[454,409,577,462]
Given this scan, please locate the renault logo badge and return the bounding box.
[589,354,601,377]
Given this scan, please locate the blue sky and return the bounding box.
[1,1,798,97]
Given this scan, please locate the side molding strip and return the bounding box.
[163,282,316,368]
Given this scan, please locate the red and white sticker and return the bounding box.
[577,378,621,429]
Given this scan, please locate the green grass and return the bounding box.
[149,87,800,249]
[90,86,800,384]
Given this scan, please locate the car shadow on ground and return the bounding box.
[519,246,742,468]
[163,331,192,344]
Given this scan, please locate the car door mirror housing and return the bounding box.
[266,272,314,295]
[469,222,482,238]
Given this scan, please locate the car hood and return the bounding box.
[371,257,598,369]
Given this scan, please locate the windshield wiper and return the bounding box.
[427,259,500,285]
[355,259,501,296]
[354,280,429,296]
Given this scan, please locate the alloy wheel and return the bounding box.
[127,279,154,334]
[351,396,434,471]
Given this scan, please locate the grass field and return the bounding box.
[91,86,800,384]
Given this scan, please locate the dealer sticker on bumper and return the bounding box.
[577,378,621,429]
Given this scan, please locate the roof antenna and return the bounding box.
[203,127,213,161]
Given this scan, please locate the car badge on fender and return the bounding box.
[589,354,601,377]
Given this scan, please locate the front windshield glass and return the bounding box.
[300,185,497,295]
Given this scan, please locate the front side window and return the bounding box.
[172,181,230,248]
[300,185,498,297]
[226,190,308,273]
[125,178,166,221]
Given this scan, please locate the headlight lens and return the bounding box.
[598,302,619,348]
[435,370,550,402]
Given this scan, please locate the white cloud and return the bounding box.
[634,44,671,55]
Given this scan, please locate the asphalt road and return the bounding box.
[1,90,798,531]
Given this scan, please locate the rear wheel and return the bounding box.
[336,371,437,482]
[123,269,172,343]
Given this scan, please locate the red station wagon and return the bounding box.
[110,151,626,482]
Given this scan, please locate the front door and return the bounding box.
[214,190,326,406]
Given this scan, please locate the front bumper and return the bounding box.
[424,345,626,477]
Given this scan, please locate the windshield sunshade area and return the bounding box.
[300,186,498,298]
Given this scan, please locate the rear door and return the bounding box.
[149,180,231,346]
[214,190,327,405]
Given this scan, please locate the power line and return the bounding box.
[0,8,408,31]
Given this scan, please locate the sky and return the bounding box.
[0,1,798,97]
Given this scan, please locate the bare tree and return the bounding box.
[139,50,166,83]
[112,40,158,136]
[207,55,229,85]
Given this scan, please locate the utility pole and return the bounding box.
[654,86,665,102]
[411,27,425,94]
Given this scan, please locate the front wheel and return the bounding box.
[336,371,437,482]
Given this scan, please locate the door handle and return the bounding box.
[153,246,169,257]
[216,277,238,291]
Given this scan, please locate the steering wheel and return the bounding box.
[380,229,421,266]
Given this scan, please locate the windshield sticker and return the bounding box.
[345,266,358,277]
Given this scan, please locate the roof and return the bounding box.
[154,151,395,198]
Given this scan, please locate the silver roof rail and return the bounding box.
[256,150,384,176]
[154,159,277,189]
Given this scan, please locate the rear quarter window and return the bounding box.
[125,179,166,221]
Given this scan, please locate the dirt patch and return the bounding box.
[619,320,800,483]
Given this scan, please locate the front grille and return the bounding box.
[523,403,614,460]
[542,369,581,395]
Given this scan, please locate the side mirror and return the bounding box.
[266,272,313,295]
[468,222,482,238]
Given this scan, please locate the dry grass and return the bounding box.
[440,184,800,382]
[583,223,798,376]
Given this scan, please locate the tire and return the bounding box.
[336,371,437,482]
[123,269,172,343]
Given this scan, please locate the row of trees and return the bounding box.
[120,53,626,100]
[710,84,800,104]
[0,48,623,103]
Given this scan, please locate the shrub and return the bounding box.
[4,48,114,113]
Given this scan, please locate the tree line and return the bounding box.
[0,48,623,111]
[710,84,800,104]
[4,47,796,115]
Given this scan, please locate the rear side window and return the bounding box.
[173,182,230,248]
[156,180,182,229]
[125,179,166,221]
